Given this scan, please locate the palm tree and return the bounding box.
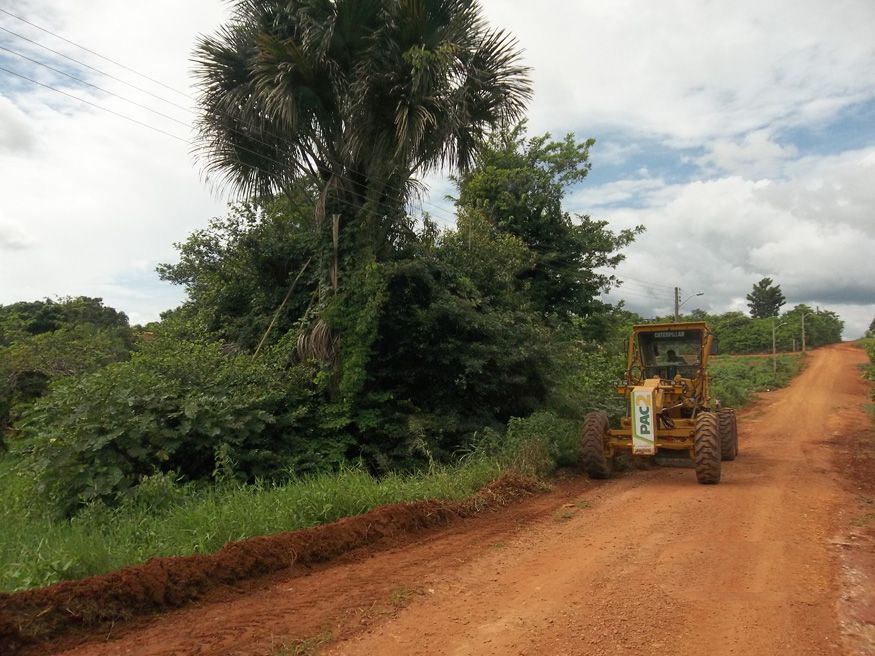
[192,0,532,254]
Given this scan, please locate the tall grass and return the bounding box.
[0,411,568,594]
[710,352,804,408]
[0,453,524,592]
[859,338,875,417]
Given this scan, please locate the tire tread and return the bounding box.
[581,411,612,479]
[694,412,721,484]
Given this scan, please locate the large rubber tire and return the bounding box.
[694,412,721,484]
[581,411,612,479]
[717,409,738,461]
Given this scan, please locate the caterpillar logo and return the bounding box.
[632,388,656,455]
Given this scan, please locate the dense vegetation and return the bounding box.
[5,125,639,517]
[0,297,133,445]
[860,337,875,414]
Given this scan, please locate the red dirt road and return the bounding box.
[47,343,874,655]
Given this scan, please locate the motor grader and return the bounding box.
[581,322,738,484]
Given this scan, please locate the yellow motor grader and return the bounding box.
[581,322,738,484]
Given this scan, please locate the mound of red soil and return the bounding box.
[0,474,544,654]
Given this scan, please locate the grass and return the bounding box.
[0,454,515,593]
[709,352,805,408]
[272,629,334,656]
[554,508,576,522]
[388,585,418,608]
[858,338,875,418]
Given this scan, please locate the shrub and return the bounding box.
[506,411,579,471]
[18,337,327,515]
[709,353,803,408]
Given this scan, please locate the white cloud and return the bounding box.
[696,130,799,178]
[0,0,230,321]
[590,140,642,167]
[483,0,875,142]
[568,176,679,210]
[0,96,36,154]
[599,147,875,337]
[0,220,34,250]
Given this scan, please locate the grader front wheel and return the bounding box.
[694,412,722,484]
[581,411,612,479]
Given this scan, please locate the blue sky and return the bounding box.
[0,0,873,336]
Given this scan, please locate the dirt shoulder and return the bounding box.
[16,343,874,656]
[830,344,875,654]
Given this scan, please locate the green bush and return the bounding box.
[710,353,804,408]
[549,344,627,425]
[505,411,579,470]
[17,337,330,515]
[0,302,134,444]
[859,338,875,406]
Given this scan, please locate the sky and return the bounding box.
[0,1,873,337]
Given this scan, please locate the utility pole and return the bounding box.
[674,287,680,322]
[771,318,786,377]
[801,312,807,353]
[772,318,778,376]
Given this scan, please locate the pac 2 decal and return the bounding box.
[632,389,656,455]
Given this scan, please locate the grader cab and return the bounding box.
[581,322,738,484]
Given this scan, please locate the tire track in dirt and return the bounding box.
[28,343,873,656]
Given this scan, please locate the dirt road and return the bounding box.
[48,343,873,656]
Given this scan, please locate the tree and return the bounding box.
[0,297,128,345]
[0,299,134,447]
[455,124,641,323]
[867,316,875,338]
[157,196,319,350]
[746,278,786,318]
[192,0,532,271]
[783,305,844,346]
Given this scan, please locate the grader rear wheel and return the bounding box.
[694,412,722,484]
[581,411,612,479]
[717,409,738,461]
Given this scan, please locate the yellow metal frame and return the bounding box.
[607,321,717,458]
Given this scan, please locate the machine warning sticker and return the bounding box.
[632,389,656,455]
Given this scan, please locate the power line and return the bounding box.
[614,279,674,297]
[618,275,675,290]
[0,65,188,143]
[0,43,190,128]
[610,291,673,304]
[607,290,674,304]
[0,24,193,113]
[0,7,191,100]
[0,64,443,228]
